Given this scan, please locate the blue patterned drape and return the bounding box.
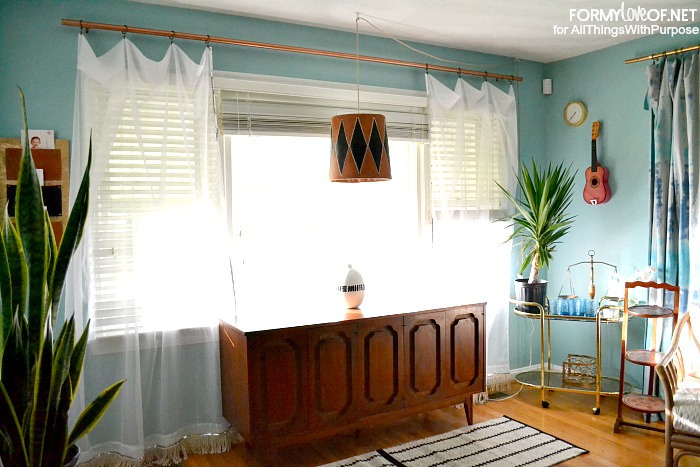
[645,51,699,314]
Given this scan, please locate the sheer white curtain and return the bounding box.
[67,34,235,465]
[425,74,518,380]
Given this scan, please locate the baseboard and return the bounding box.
[486,365,564,396]
[508,364,564,374]
[493,365,642,396]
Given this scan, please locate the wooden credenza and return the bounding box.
[219,303,485,446]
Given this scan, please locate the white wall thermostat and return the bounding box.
[542,79,553,95]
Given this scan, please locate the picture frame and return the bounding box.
[20,129,55,149]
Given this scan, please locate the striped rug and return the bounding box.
[319,416,587,467]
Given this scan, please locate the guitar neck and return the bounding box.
[591,139,598,171]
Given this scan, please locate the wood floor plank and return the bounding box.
[185,385,700,466]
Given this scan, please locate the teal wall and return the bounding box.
[1,0,697,393]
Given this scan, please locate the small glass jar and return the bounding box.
[557,297,570,316]
[571,298,584,316]
[585,299,599,317]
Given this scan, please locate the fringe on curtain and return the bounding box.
[486,373,512,394]
[79,428,244,467]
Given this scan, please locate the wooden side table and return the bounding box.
[614,281,679,433]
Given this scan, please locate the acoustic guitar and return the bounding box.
[583,121,610,205]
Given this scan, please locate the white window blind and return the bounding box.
[215,72,429,140]
[219,90,428,140]
[429,112,511,221]
[90,89,219,336]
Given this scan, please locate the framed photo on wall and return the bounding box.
[20,129,55,149]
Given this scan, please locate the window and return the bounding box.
[216,73,430,309]
[89,88,229,337]
[226,134,427,309]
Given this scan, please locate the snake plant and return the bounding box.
[0,89,124,466]
[496,160,577,284]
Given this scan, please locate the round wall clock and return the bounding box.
[564,100,587,127]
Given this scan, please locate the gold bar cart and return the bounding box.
[510,298,633,414]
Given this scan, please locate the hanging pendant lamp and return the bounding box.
[330,17,391,182]
[330,113,391,182]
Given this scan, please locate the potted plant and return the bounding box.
[0,90,124,466]
[496,160,576,313]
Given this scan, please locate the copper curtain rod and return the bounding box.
[62,19,522,82]
[625,43,699,64]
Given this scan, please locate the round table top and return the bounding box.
[628,304,674,318]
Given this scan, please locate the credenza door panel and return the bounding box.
[405,311,445,406]
[444,305,485,396]
[248,329,308,439]
[357,317,404,416]
[308,324,357,428]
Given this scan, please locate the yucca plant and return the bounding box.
[496,160,577,284]
[0,89,124,466]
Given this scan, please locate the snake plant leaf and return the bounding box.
[0,230,11,358]
[4,209,26,326]
[0,316,29,466]
[67,379,125,448]
[47,317,74,430]
[27,324,52,466]
[42,318,74,467]
[0,381,29,467]
[44,210,57,329]
[69,319,89,401]
[16,89,48,360]
[51,374,73,467]
[49,141,91,329]
[1,312,30,431]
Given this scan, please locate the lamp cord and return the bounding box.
[357,13,513,71]
[356,14,360,113]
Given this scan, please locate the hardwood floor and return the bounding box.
[185,386,700,467]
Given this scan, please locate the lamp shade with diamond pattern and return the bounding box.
[330,113,391,182]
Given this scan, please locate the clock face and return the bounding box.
[564,101,587,127]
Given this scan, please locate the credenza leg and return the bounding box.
[464,396,474,425]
